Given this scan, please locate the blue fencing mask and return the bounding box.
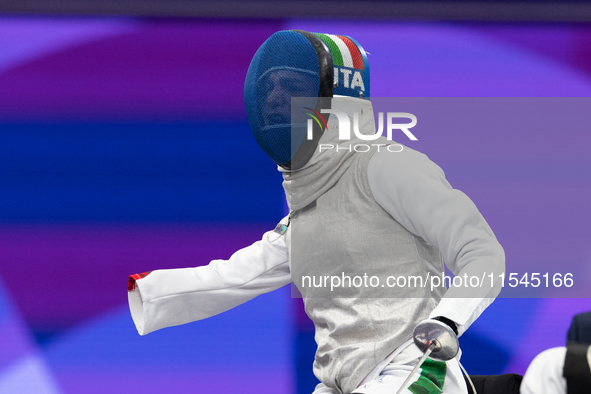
[244,30,369,170]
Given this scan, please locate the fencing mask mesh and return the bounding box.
[244,30,369,169]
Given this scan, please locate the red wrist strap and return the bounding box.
[128,271,152,291]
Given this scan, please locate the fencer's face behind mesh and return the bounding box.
[245,30,330,169]
[246,30,368,169]
[258,70,318,129]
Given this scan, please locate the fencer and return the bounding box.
[127,30,505,394]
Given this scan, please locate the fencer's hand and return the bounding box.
[432,316,458,335]
[412,317,459,361]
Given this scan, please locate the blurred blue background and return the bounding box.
[0,12,590,394]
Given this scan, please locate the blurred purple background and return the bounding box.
[0,16,590,393]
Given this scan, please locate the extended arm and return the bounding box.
[128,220,291,335]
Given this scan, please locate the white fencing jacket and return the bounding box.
[128,97,505,392]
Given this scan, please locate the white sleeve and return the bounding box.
[520,347,567,394]
[367,148,505,336]
[127,219,291,336]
